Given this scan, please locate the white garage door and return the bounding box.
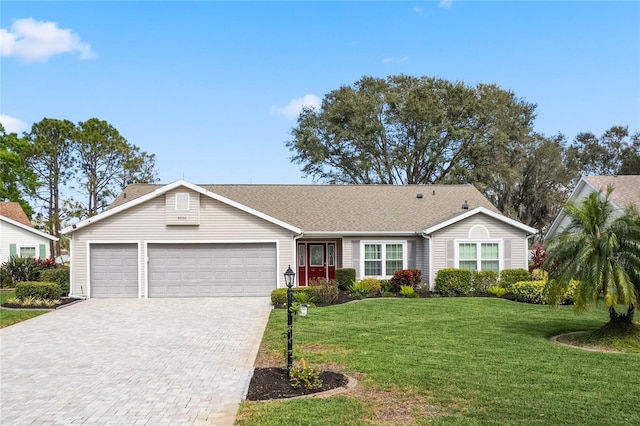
[90,244,139,298]
[148,243,277,297]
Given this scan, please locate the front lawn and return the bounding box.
[237,298,638,425]
[0,291,49,328]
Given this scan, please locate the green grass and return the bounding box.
[237,298,639,425]
[0,291,49,328]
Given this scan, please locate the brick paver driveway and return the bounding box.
[1,298,272,425]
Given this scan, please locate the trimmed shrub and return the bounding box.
[270,287,314,308]
[379,279,393,293]
[389,269,422,292]
[2,276,13,288]
[335,268,356,291]
[530,269,548,282]
[488,285,507,297]
[399,285,418,298]
[40,267,70,295]
[511,280,546,304]
[435,268,473,296]
[15,281,62,300]
[472,270,498,294]
[308,282,339,305]
[544,279,580,305]
[1,256,41,283]
[500,269,530,291]
[350,278,380,297]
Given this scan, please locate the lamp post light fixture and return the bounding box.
[284,265,296,375]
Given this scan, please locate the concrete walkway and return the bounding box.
[1,298,272,425]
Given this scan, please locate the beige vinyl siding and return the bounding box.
[69,195,295,297]
[431,214,528,277]
[341,236,424,281]
[165,190,200,225]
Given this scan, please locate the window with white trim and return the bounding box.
[19,246,36,258]
[457,242,500,272]
[362,241,406,277]
[175,192,189,210]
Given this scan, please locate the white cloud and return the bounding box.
[382,56,409,64]
[271,94,321,120]
[0,114,28,134]
[0,17,95,62]
[414,7,424,15]
[439,0,453,9]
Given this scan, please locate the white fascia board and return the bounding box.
[546,177,588,238]
[546,176,624,239]
[423,207,537,236]
[62,180,303,235]
[0,216,59,241]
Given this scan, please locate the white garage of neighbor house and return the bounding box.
[62,180,537,299]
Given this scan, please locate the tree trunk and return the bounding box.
[606,304,635,330]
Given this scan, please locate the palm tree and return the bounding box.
[544,187,640,330]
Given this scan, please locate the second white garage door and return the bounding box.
[148,243,277,297]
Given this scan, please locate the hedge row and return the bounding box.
[270,282,340,307]
[39,268,70,295]
[435,268,531,296]
[511,279,579,305]
[15,281,62,300]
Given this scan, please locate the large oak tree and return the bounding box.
[287,75,537,185]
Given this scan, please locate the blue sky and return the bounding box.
[2,1,639,185]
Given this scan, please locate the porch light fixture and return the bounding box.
[284,265,296,375]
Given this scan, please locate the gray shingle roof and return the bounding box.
[584,175,640,210]
[110,183,500,232]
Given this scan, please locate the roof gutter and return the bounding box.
[301,231,419,237]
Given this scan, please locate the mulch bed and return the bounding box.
[1,297,82,310]
[246,367,348,401]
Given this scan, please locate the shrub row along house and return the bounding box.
[61,181,536,298]
[0,202,58,262]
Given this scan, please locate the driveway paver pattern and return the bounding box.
[1,298,271,425]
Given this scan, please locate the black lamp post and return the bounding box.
[284,265,296,375]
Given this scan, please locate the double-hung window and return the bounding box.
[19,246,36,258]
[457,242,500,272]
[362,241,406,277]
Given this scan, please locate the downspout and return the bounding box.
[420,232,434,291]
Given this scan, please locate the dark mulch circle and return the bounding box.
[1,297,82,310]
[246,367,348,401]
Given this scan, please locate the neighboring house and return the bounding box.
[0,202,58,262]
[546,175,640,240]
[61,180,537,298]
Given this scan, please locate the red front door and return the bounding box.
[308,244,326,282]
[298,243,336,286]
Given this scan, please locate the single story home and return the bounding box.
[0,202,58,261]
[61,180,537,298]
[546,175,640,240]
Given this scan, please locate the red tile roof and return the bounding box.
[0,202,32,227]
